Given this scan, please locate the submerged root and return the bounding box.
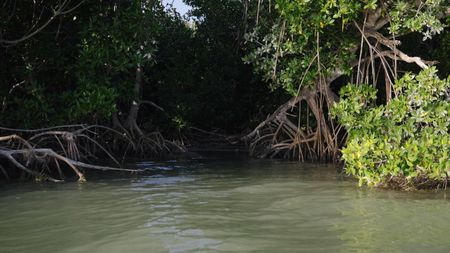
[379,174,448,191]
[111,112,184,158]
[118,130,185,159]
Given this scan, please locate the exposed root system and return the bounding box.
[0,125,141,182]
[243,86,343,162]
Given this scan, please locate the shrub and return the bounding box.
[332,68,450,189]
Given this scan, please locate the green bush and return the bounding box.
[69,82,118,122]
[332,68,450,189]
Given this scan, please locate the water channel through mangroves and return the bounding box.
[1,156,450,253]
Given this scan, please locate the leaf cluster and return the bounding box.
[332,68,450,188]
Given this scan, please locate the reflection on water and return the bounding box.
[1,158,450,253]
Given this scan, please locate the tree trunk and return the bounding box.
[124,66,144,137]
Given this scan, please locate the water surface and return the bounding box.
[1,158,450,252]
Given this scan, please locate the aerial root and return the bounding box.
[243,87,342,162]
[0,125,141,182]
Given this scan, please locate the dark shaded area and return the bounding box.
[0,0,287,137]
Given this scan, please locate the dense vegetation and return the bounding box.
[0,0,449,188]
[0,0,284,134]
[242,0,449,188]
[333,68,449,189]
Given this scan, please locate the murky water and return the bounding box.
[1,158,450,253]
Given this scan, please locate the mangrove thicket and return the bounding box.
[0,0,449,189]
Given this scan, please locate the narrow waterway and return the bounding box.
[1,157,450,253]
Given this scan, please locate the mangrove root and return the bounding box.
[0,125,140,182]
